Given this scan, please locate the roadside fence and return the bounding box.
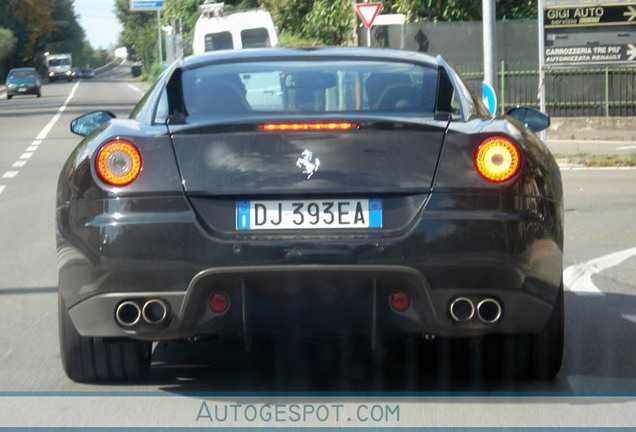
[457,61,636,117]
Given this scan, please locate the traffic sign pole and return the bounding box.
[538,0,546,140]
[482,0,497,90]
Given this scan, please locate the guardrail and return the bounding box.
[94,57,124,75]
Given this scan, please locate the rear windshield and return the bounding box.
[8,70,37,79]
[241,28,270,48]
[182,60,438,118]
[204,32,233,51]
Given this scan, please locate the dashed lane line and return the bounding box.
[2,171,18,179]
[0,80,80,194]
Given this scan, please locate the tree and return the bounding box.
[0,0,55,67]
[0,27,17,79]
[0,0,93,73]
[384,0,536,22]
[303,0,354,46]
[115,0,157,72]
[40,0,88,63]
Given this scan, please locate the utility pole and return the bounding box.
[482,0,497,89]
[157,9,163,65]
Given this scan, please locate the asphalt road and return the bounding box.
[0,63,635,427]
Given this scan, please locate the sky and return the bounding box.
[74,0,123,49]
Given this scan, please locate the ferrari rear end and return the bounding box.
[56,48,563,382]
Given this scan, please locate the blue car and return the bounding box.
[5,67,41,99]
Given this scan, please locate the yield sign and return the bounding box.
[355,2,382,29]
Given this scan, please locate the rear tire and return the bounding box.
[36,92,41,98]
[58,294,151,382]
[7,95,12,100]
[482,282,563,380]
[528,282,564,379]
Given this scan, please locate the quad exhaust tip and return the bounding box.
[115,301,141,327]
[477,298,502,324]
[142,299,169,324]
[449,297,475,322]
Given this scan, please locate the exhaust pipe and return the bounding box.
[115,301,141,327]
[477,298,502,324]
[449,297,475,322]
[142,299,169,324]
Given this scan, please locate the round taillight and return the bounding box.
[95,139,142,186]
[209,293,229,313]
[475,137,520,182]
[391,292,410,312]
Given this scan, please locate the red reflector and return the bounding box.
[209,293,229,313]
[391,292,410,312]
[95,139,142,186]
[258,122,357,131]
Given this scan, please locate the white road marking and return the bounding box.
[35,80,80,141]
[2,171,18,179]
[623,314,636,324]
[0,185,4,194]
[26,146,37,151]
[564,247,636,295]
[126,83,146,96]
[616,145,636,150]
[560,166,636,171]
[0,81,79,198]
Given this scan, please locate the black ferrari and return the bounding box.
[57,48,563,382]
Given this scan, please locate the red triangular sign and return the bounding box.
[355,2,382,30]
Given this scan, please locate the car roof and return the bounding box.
[9,67,36,72]
[182,47,440,70]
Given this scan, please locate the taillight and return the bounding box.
[475,137,521,182]
[95,139,142,186]
[258,122,357,131]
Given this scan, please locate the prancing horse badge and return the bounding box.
[296,149,320,179]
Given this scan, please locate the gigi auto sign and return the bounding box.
[545,4,636,28]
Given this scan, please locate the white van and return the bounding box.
[192,2,278,55]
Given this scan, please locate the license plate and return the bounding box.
[18,88,27,92]
[237,199,382,230]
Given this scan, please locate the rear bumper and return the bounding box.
[67,265,555,341]
[7,87,39,96]
[57,192,563,341]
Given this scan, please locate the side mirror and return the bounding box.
[70,111,116,136]
[506,107,550,133]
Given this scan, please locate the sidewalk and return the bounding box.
[545,117,636,156]
[545,139,636,157]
